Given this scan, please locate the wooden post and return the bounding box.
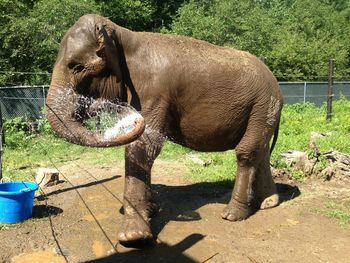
[326,59,334,122]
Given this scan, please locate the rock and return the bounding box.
[280,130,350,181]
[281,150,317,175]
[324,150,350,165]
[36,168,59,187]
[320,166,334,180]
[280,150,307,166]
[186,153,212,167]
[322,151,350,180]
[310,131,335,139]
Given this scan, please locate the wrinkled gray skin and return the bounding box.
[47,14,283,247]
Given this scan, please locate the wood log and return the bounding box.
[36,168,59,187]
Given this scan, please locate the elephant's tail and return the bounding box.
[269,115,281,155]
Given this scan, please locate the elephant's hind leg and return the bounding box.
[222,116,274,221]
[221,148,259,221]
[253,148,279,210]
[117,130,164,246]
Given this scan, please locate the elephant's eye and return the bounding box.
[68,63,85,73]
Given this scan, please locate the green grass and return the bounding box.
[310,197,350,228]
[184,150,236,183]
[158,141,191,160]
[2,98,350,183]
[325,199,350,228]
[273,98,350,158]
[2,134,125,181]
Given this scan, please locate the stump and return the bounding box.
[36,168,60,187]
[280,131,350,181]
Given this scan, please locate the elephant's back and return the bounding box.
[138,31,277,97]
[139,32,262,70]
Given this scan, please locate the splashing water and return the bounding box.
[80,98,142,140]
[47,89,143,143]
[103,112,141,140]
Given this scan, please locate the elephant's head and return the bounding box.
[46,14,144,147]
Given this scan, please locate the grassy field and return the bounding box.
[2,98,350,183]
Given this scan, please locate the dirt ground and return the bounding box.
[0,159,349,263]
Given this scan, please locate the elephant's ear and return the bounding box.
[96,25,122,82]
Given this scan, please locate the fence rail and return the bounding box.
[279,81,350,105]
[0,82,350,119]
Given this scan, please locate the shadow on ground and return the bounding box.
[151,181,232,237]
[35,175,121,201]
[86,234,204,263]
[84,180,300,263]
[152,181,300,238]
[32,205,63,218]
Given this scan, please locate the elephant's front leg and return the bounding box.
[117,132,163,246]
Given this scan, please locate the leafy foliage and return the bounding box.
[0,0,185,85]
[168,0,350,80]
[97,0,155,31]
[0,0,349,84]
[1,0,100,85]
[3,117,33,148]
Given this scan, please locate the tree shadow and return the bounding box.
[36,175,121,201]
[32,205,63,219]
[85,233,204,263]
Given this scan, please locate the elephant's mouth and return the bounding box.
[73,67,120,99]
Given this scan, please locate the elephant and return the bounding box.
[46,14,283,247]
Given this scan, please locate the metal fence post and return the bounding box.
[303,82,307,103]
[42,85,46,109]
[327,59,335,122]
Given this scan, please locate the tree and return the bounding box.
[1,0,100,85]
[97,0,186,32]
[0,0,188,86]
[151,0,186,31]
[97,0,155,31]
[168,0,350,80]
[1,0,349,85]
[268,0,350,79]
[0,0,29,85]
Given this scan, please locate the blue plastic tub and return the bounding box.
[0,181,38,224]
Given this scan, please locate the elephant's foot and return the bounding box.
[221,199,253,221]
[117,202,158,247]
[260,193,279,209]
[254,180,280,210]
[117,214,153,247]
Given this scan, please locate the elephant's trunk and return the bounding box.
[46,79,145,147]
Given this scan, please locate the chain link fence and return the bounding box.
[0,82,349,119]
[0,85,48,119]
[280,81,350,105]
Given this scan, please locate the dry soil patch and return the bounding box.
[0,159,349,263]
